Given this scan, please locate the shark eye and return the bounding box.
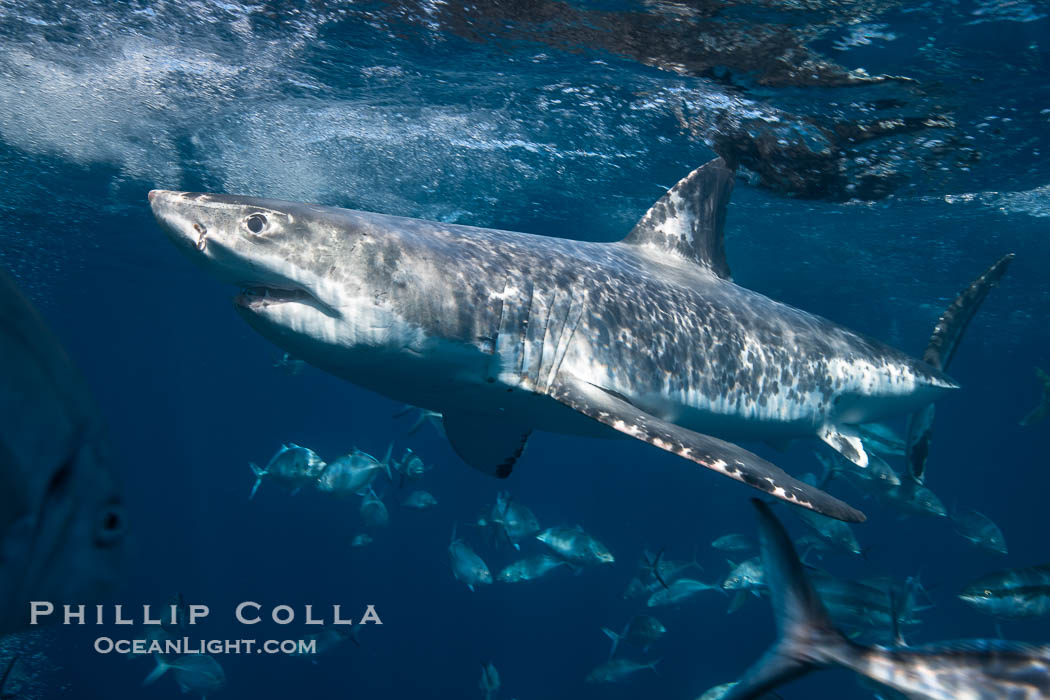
[245,214,267,234]
[95,503,126,547]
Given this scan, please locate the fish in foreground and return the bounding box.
[720,500,1050,700]
[150,160,1011,522]
[497,554,565,583]
[0,267,126,635]
[248,443,325,499]
[536,526,614,566]
[951,508,1007,555]
[478,661,500,700]
[1020,368,1050,426]
[959,564,1050,619]
[143,652,226,696]
[402,490,438,510]
[585,657,660,684]
[602,615,666,657]
[450,527,492,592]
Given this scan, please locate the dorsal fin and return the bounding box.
[623,157,734,279]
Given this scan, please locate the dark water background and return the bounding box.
[0,1,1048,698]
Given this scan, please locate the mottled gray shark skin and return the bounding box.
[149,158,958,523]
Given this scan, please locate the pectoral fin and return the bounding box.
[547,376,865,523]
[442,411,531,478]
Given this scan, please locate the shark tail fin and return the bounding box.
[722,500,853,700]
[142,656,171,686]
[906,253,1013,482]
[601,627,620,659]
[249,463,265,500]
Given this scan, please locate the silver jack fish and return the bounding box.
[536,526,614,567]
[602,614,666,658]
[0,268,125,635]
[248,443,325,499]
[316,448,389,497]
[647,578,723,608]
[721,500,1050,700]
[496,554,565,583]
[149,160,1009,522]
[960,564,1050,619]
[449,526,492,592]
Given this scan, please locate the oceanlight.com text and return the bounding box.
[94,637,317,655]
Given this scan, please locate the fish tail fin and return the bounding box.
[142,656,171,686]
[381,443,394,480]
[601,627,620,658]
[647,659,661,676]
[722,500,854,700]
[906,253,1013,482]
[649,547,670,589]
[249,463,265,500]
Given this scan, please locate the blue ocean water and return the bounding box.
[0,1,1048,698]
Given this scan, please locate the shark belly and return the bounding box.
[237,294,613,439]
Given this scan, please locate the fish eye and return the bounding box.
[95,503,126,547]
[245,213,267,234]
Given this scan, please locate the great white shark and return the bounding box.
[0,267,125,635]
[149,158,1005,523]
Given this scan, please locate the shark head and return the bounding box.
[150,189,352,320]
[0,269,126,634]
[148,190,442,378]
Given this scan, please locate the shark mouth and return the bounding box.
[234,286,341,318]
